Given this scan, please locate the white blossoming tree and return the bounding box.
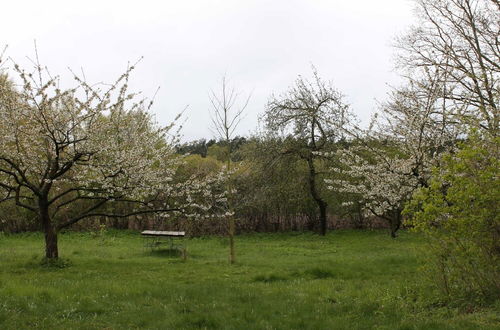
[332,0,499,238]
[0,56,213,259]
[327,71,459,237]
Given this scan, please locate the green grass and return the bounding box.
[0,230,498,329]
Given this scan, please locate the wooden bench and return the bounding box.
[141,230,186,255]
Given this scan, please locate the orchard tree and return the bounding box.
[208,75,250,263]
[332,0,499,237]
[328,148,418,238]
[264,69,352,235]
[0,57,213,259]
[396,0,499,134]
[328,71,459,237]
[328,0,497,240]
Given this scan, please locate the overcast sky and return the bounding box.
[2,0,416,141]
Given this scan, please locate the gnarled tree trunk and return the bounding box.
[39,196,59,259]
[390,209,402,239]
[307,157,328,236]
[44,224,59,259]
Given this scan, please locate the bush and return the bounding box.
[405,132,499,305]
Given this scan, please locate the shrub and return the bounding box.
[405,132,500,305]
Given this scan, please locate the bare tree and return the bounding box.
[209,75,250,263]
[264,69,352,236]
[396,0,499,134]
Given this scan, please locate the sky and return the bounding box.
[1,0,416,141]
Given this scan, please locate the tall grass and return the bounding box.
[0,230,498,329]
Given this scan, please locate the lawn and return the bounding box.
[0,230,498,329]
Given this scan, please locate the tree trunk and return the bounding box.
[226,144,236,264]
[390,209,402,238]
[306,157,328,236]
[39,196,59,259]
[44,225,59,259]
[229,216,236,264]
[319,201,327,235]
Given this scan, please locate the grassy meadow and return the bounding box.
[0,230,499,329]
